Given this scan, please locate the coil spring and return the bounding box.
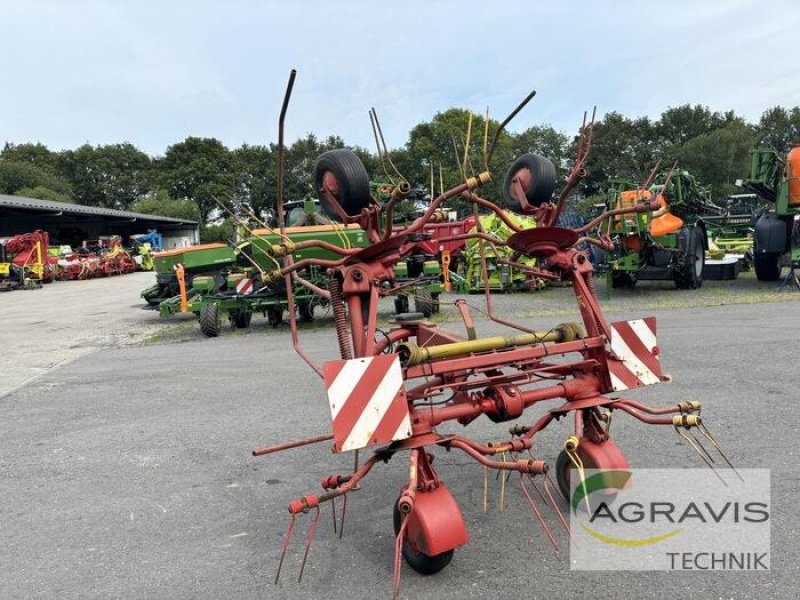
[328,275,353,359]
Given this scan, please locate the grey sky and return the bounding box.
[2,0,799,156]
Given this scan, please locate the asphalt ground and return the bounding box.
[2,274,799,599]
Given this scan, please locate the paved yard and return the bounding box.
[1,283,797,599]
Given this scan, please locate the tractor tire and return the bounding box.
[314,149,371,219]
[394,294,410,315]
[232,309,252,329]
[267,306,283,327]
[431,293,441,314]
[502,153,557,212]
[199,304,221,338]
[393,501,454,575]
[673,226,705,290]
[754,251,782,281]
[611,271,637,289]
[299,302,315,323]
[414,288,435,317]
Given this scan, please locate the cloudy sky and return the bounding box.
[2,0,799,156]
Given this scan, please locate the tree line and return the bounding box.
[2,103,799,237]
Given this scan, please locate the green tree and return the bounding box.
[157,137,236,222]
[0,159,73,198]
[14,185,73,203]
[655,104,730,147]
[677,120,756,197]
[581,113,656,196]
[232,143,275,217]
[58,143,152,209]
[130,190,201,221]
[755,106,800,153]
[1,142,59,172]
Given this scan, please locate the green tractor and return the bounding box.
[739,146,800,284]
[603,170,716,290]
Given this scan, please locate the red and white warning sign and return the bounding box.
[324,354,411,453]
[606,317,665,391]
[235,278,254,295]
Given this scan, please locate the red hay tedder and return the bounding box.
[252,72,738,597]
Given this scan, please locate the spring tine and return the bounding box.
[519,473,558,551]
[500,452,507,512]
[542,474,574,544]
[698,423,744,482]
[674,426,727,487]
[330,497,338,534]
[338,494,348,539]
[566,449,591,514]
[275,513,297,584]
[689,429,716,463]
[392,516,410,600]
[483,465,489,513]
[297,506,321,583]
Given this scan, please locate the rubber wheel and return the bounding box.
[611,271,637,289]
[267,306,283,327]
[314,149,371,219]
[394,294,409,315]
[414,288,434,317]
[673,226,705,289]
[199,304,221,338]
[393,501,454,575]
[555,449,618,508]
[232,310,252,329]
[754,251,782,281]
[299,302,315,323]
[431,293,440,314]
[502,153,557,211]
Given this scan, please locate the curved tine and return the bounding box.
[275,514,297,584]
[463,111,474,178]
[297,505,321,582]
[483,106,490,173]
[487,90,537,167]
[640,159,663,193]
[452,135,467,183]
[372,107,406,183]
[370,109,395,186]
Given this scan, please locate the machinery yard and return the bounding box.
[1,284,797,599]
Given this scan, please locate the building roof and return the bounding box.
[0,194,198,226]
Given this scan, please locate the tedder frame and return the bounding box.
[250,71,738,598]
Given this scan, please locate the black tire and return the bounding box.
[199,304,221,338]
[673,226,705,290]
[754,251,782,281]
[299,302,315,323]
[232,309,252,329]
[394,294,409,315]
[502,153,557,211]
[611,271,638,289]
[314,149,371,219]
[414,288,434,317]
[393,501,454,575]
[431,293,440,314]
[267,305,283,327]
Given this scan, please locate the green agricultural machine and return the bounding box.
[603,170,716,290]
[701,193,764,269]
[155,223,369,336]
[462,211,539,292]
[740,146,800,285]
[141,243,238,306]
